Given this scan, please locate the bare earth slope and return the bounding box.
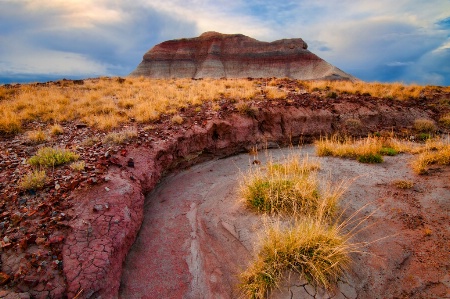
[120,147,450,299]
[130,32,355,80]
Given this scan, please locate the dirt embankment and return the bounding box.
[61,99,438,298]
[1,87,448,298]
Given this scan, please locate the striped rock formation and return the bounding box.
[130,31,355,80]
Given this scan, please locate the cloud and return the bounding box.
[0,0,197,81]
[1,0,449,84]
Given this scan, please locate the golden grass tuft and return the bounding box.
[439,113,450,128]
[411,142,450,174]
[103,127,138,145]
[315,136,385,162]
[240,155,345,219]
[392,179,414,189]
[171,114,184,125]
[49,124,64,136]
[26,129,47,144]
[240,217,353,298]
[413,118,436,133]
[70,160,86,171]
[19,170,47,190]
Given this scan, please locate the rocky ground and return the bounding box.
[119,146,450,299]
[0,79,449,298]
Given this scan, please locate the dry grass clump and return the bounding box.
[102,127,138,145]
[171,114,184,125]
[265,87,287,99]
[26,129,47,144]
[49,124,64,135]
[392,179,414,189]
[70,160,86,171]
[28,147,79,167]
[19,170,47,190]
[302,81,425,100]
[439,113,450,128]
[411,142,450,174]
[241,155,343,217]
[315,136,390,163]
[413,118,436,133]
[236,101,257,116]
[240,217,353,298]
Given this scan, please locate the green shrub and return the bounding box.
[28,147,79,167]
[379,147,398,156]
[357,153,383,163]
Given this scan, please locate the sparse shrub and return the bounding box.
[265,87,287,99]
[379,147,398,156]
[240,218,353,298]
[413,118,436,133]
[357,153,383,163]
[392,179,414,189]
[344,118,362,130]
[26,129,47,144]
[0,112,21,134]
[241,156,344,218]
[171,114,184,125]
[103,127,138,145]
[439,113,450,128]
[417,133,431,141]
[236,101,257,117]
[19,170,47,190]
[326,91,338,99]
[49,124,64,136]
[70,160,85,171]
[28,147,79,167]
[411,143,450,174]
[83,136,100,146]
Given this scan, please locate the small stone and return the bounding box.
[93,204,103,212]
[0,272,10,285]
[3,236,10,243]
[104,151,111,158]
[105,187,110,192]
[55,183,61,190]
[127,158,134,168]
[35,237,46,245]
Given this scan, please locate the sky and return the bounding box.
[1,0,449,85]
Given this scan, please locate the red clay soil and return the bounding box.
[0,78,449,298]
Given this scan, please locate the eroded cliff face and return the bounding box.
[130,31,355,80]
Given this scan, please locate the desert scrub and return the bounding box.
[26,129,47,144]
[411,143,450,174]
[70,160,86,171]
[49,123,64,135]
[102,127,138,145]
[19,170,47,190]
[236,101,257,116]
[28,147,79,167]
[240,218,353,298]
[241,156,343,218]
[171,114,184,125]
[357,153,383,163]
[439,113,450,128]
[392,179,414,189]
[413,118,436,133]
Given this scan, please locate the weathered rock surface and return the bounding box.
[130,31,355,80]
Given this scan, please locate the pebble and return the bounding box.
[55,184,61,190]
[105,187,110,192]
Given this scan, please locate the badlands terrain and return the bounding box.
[0,77,449,298]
